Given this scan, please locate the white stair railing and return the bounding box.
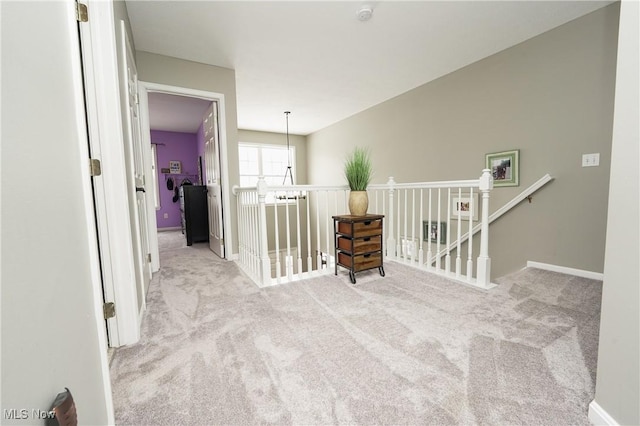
[367,169,494,289]
[233,169,495,289]
[429,173,554,266]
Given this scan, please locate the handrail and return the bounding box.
[233,183,349,195]
[429,173,554,262]
[369,179,480,190]
[233,176,482,195]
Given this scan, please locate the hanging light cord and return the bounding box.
[283,111,294,185]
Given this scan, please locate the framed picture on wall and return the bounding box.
[423,221,447,245]
[169,160,182,174]
[486,149,519,187]
[451,193,479,221]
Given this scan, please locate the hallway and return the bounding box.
[110,231,602,425]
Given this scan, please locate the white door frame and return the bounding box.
[67,1,115,421]
[138,82,234,260]
[119,20,153,308]
[78,0,141,347]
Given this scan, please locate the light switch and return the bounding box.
[582,153,600,167]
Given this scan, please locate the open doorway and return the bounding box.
[138,82,231,262]
[146,92,210,231]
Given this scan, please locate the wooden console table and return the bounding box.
[333,214,385,284]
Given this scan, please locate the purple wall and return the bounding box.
[152,130,199,229]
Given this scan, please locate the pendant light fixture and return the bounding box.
[282,111,294,185]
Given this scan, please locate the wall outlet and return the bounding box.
[163,213,169,219]
[582,153,600,167]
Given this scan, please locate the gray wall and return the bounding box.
[307,4,620,279]
[136,51,241,255]
[1,1,111,423]
[592,1,640,424]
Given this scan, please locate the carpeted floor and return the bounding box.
[110,230,602,425]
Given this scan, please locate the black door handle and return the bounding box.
[136,187,146,193]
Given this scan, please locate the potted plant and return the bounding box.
[344,146,372,216]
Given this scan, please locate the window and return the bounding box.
[239,143,295,188]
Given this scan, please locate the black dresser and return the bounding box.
[179,185,209,246]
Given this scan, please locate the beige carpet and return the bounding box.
[110,230,601,425]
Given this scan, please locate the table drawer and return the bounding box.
[338,252,382,272]
[337,219,382,237]
[337,235,381,254]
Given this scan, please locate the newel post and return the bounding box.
[386,176,396,258]
[476,169,493,287]
[257,177,271,286]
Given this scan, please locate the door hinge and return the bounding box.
[76,3,88,22]
[89,158,102,177]
[103,302,115,320]
[147,253,152,263]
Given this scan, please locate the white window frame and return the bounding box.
[239,142,299,204]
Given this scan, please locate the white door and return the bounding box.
[205,102,225,258]
[121,23,152,299]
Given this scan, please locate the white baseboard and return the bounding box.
[588,400,619,425]
[526,261,604,281]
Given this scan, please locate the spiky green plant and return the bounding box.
[344,147,372,191]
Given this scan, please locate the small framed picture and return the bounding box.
[451,193,479,221]
[423,221,447,244]
[486,149,519,187]
[169,160,182,174]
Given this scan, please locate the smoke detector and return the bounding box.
[356,5,373,22]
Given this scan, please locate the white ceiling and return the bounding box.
[129,1,613,136]
[147,92,211,133]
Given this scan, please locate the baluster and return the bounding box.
[257,177,271,286]
[426,188,432,270]
[476,169,493,287]
[386,177,396,258]
[445,188,451,275]
[243,193,249,270]
[236,193,243,266]
[403,188,408,262]
[411,189,416,263]
[325,191,330,269]
[436,188,441,272]
[248,192,255,275]
[284,193,293,279]
[254,197,260,277]
[396,189,401,259]
[419,189,424,268]
[253,191,259,277]
[456,187,462,277]
[295,194,302,276]
[306,192,312,273]
[316,191,322,271]
[274,190,281,282]
[467,187,474,282]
